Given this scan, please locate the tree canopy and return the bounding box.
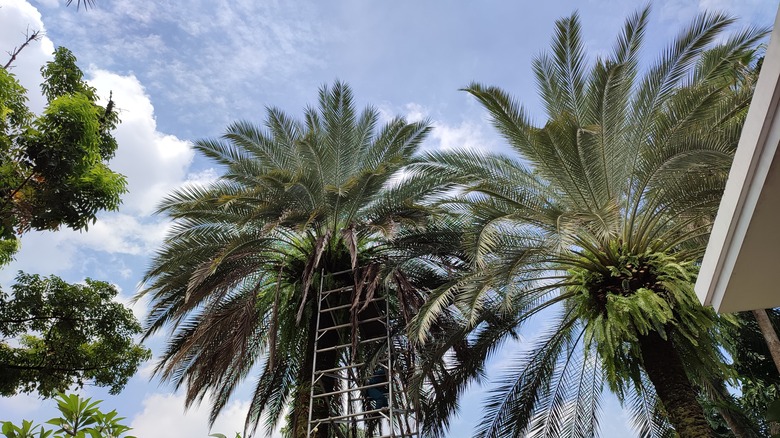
[0,46,126,265]
[0,273,150,397]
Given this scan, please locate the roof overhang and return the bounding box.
[695,6,780,313]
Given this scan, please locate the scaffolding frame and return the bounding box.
[306,269,419,438]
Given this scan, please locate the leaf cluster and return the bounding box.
[1,393,134,438]
[0,273,151,397]
[0,46,126,264]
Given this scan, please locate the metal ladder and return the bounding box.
[306,269,419,438]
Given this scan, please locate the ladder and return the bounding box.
[306,269,419,438]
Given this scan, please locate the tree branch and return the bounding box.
[0,363,112,372]
[0,315,88,325]
[3,28,42,70]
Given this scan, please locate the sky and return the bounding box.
[0,0,778,436]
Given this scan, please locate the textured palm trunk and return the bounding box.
[752,309,780,435]
[717,404,751,438]
[637,330,715,438]
[752,309,780,373]
[290,322,315,438]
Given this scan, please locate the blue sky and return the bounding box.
[1,0,778,436]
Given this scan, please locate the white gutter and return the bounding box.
[695,6,780,312]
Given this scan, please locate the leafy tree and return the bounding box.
[0,273,150,397]
[138,82,442,437]
[0,46,126,265]
[408,8,765,438]
[1,393,135,438]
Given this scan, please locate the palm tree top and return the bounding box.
[138,81,437,436]
[409,7,767,437]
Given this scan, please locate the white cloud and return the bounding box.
[87,69,194,216]
[0,212,171,285]
[431,120,493,151]
[403,103,428,123]
[0,392,47,418]
[381,102,496,152]
[697,0,773,16]
[64,214,169,256]
[0,0,55,113]
[659,0,778,29]
[0,231,75,286]
[184,167,220,187]
[130,393,282,438]
[31,0,59,8]
[41,0,331,126]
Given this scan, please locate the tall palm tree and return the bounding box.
[408,8,765,438]
[138,82,435,437]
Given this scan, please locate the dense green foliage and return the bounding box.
[1,393,134,438]
[0,273,150,397]
[406,7,766,438]
[0,46,126,265]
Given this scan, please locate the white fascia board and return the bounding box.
[695,5,780,311]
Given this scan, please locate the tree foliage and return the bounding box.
[717,310,780,435]
[1,393,135,438]
[0,273,150,397]
[0,46,126,265]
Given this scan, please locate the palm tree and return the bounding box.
[408,8,766,438]
[138,82,436,437]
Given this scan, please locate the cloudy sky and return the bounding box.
[1,0,778,436]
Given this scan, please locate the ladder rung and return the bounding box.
[314,362,365,374]
[317,316,386,333]
[375,432,419,438]
[320,280,383,297]
[315,336,388,353]
[308,406,389,423]
[320,297,385,312]
[312,380,388,398]
[320,286,354,296]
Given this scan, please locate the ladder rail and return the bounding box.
[386,293,394,437]
[306,269,325,437]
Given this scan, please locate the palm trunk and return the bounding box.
[289,307,338,438]
[290,315,318,438]
[717,402,754,438]
[752,309,780,374]
[751,309,780,436]
[638,330,715,438]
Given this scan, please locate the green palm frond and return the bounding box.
[476,313,579,438]
[625,376,674,438]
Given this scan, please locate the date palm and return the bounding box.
[410,8,765,438]
[138,82,436,437]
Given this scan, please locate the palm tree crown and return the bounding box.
[409,8,765,438]
[138,82,433,437]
